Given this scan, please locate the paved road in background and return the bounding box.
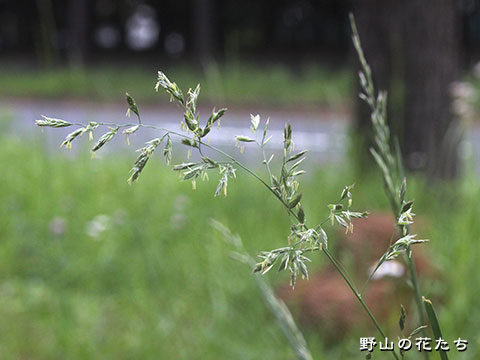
[2,99,479,171]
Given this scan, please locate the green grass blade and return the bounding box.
[210,220,313,360]
[423,297,449,360]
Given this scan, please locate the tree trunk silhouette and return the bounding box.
[68,0,89,66]
[192,0,214,63]
[351,0,403,172]
[353,0,459,180]
[403,0,459,178]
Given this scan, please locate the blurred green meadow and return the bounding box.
[0,62,351,109]
[1,132,479,359]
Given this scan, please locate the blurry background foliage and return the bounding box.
[1,134,479,358]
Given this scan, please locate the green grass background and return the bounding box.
[0,131,478,359]
[0,62,351,108]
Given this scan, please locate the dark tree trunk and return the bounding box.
[35,0,58,67]
[403,0,459,179]
[68,0,89,66]
[352,0,401,135]
[353,0,459,180]
[351,0,404,172]
[192,0,214,63]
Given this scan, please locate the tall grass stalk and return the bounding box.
[350,14,432,345]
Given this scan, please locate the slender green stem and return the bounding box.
[351,13,429,358]
[202,140,293,211]
[401,224,427,336]
[323,249,383,337]
[257,141,274,184]
[397,222,429,360]
[361,230,396,295]
[406,246,427,329]
[88,121,292,216]
[323,248,400,360]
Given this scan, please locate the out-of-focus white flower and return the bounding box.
[369,260,405,280]
[472,62,480,79]
[169,195,190,230]
[85,214,111,239]
[450,81,476,99]
[450,81,477,121]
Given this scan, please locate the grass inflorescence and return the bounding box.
[28,15,468,360]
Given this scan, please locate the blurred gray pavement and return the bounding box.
[1,99,478,171]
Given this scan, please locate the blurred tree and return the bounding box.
[36,0,58,67]
[353,0,459,180]
[192,0,214,62]
[352,0,403,173]
[68,0,89,66]
[403,0,459,179]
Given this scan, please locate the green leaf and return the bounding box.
[35,115,72,128]
[340,183,354,201]
[289,157,306,172]
[92,127,118,152]
[343,210,368,219]
[155,71,185,105]
[291,170,306,177]
[207,107,227,127]
[125,92,140,118]
[183,168,201,180]
[163,136,172,165]
[328,204,343,211]
[284,123,292,149]
[399,178,407,203]
[401,200,414,213]
[408,325,428,339]
[263,135,273,145]
[263,153,274,165]
[172,162,197,171]
[127,138,162,184]
[423,297,449,360]
[298,259,309,279]
[187,84,201,114]
[252,263,263,273]
[123,124,139,135]
[399,305,406,332]
[181,138,198,147]
[297,206,305,223]
[202,156,217,166]
[183,109,198,131]
[288,194,302,209]
[235,135,255,143]
[61,128,85,149]
[262,118,270,144]
[319,227,328,249]
[278,253,289,272]
[334,214,348,228]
